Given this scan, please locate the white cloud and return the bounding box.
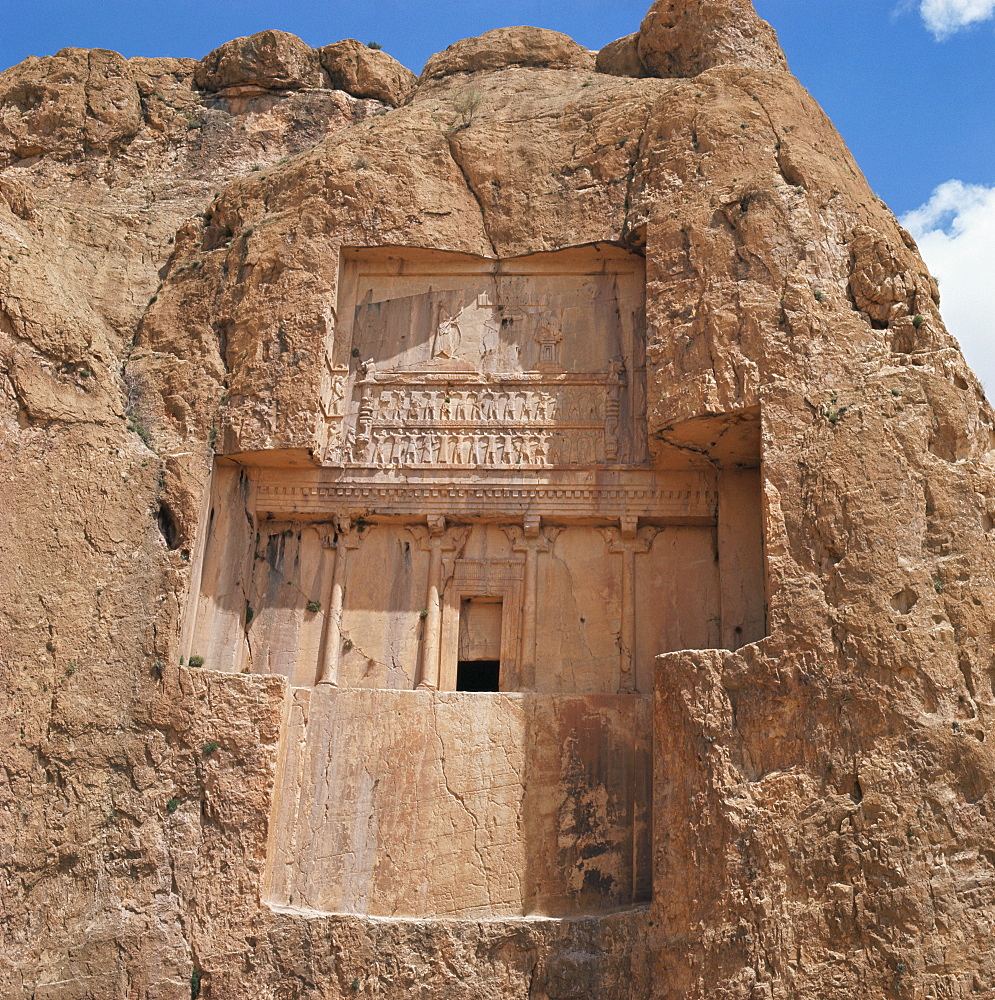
[920,0,995,38]
[901,180,995,394]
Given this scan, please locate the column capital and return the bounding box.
[427,514,447,537]
[319,517,364,550]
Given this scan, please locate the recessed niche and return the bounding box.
[185,244,767,920]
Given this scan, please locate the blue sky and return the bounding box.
[2,1,993,387]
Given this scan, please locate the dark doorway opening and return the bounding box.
[457,659,501,692]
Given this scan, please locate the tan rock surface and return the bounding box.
[3,2,995,999]
[319,39,416,105]
[596,33,645,78]
[637,0,788,77]
[420,26,596,80]
[194,29,326,93]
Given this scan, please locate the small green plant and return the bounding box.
[203,740,219,756]
[342,637,354,651]
[912,314,925,329]
[128,415,153,449]
[933,578,944,594]
[821,394,848,425]
[450,87,484,130]
[65,663,77,677]
[191,967,202,999]
[167,797,181,813]
[813,288,825,303]
[188,655,205,668]
[419,609,429,619]
[151,659,164,680]
[952,721,961,731]
[306,600,321,613]
[351,977,360,991]
[245,602,254,626]
[366,41,383,49]
[208,426,218,449]
[891,387,902,397]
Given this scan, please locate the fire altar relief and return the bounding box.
[186,246,766,919]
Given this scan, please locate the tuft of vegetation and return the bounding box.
[821,393,848,425]
[912,314,925,329]
[188,655,205,668]
[191,967,202,999]
[127,415,153,449]
[813,288,825,303]
[366,41,383,50]
[245,602,254,626]
[65,663,77,677]
[305,600,322,614]
[203,740,219,756]
[450,87,484,131]
[167,797,181,813]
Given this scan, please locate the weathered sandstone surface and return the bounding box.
[2,2,995,998]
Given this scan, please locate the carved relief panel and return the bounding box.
[322,246,648,471]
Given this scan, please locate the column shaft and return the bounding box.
[520,545,539,690]
[419,537,444,690]
[620,546,636,693]
[316,543,347,686]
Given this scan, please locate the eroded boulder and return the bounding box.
[194,29,324,93]
[595,33,645,78]
[319,39,416,105]
[637,0,788,77]
[420,26,595,80]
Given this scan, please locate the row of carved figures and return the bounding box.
[343,428,607,467]
[364,388,611,424]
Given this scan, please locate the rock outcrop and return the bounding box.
[421,26,596,79]
[194,29,325,92]
[598,0,788,79]
[3,2,995,999]
[319,39,416,105]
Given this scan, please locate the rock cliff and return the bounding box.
[3,2,995,999]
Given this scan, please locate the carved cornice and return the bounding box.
[253,476,719,523]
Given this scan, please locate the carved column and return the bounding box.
[520,515,541,690]
[316,521,361,687]
[620,516,638,692]
[418,515,447,690]
[602,518,657,694]
[508,516,559,691]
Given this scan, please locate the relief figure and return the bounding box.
[432,303,462,359]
